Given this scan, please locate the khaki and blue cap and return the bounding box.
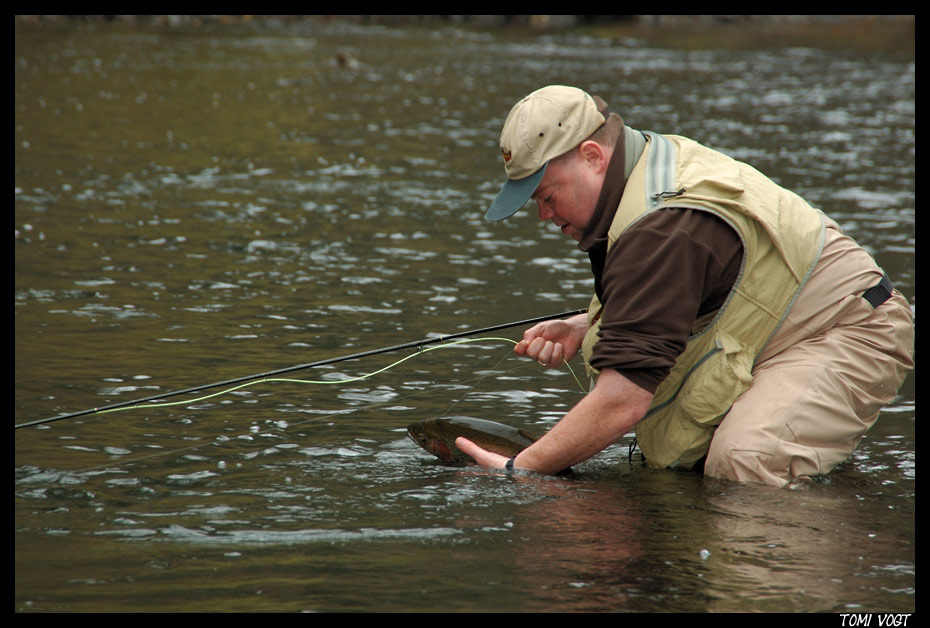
[486,85,607,221]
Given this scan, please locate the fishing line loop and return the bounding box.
[68,354,553,474]
[17,308,587,430]
[88,337,586,417]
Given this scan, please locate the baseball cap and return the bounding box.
[485,85,607,221]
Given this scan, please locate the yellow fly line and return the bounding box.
[95,337,586,415]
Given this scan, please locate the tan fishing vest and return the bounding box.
[581,132,825,469]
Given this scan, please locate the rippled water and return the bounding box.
[15,20,914,612]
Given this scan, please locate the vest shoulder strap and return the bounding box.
[643,131,678,211]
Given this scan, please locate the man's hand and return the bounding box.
[514,313,587,368]
[454,437,511,470]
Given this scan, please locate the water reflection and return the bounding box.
[16,20,913,612]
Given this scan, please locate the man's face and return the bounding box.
[530,144,606,241]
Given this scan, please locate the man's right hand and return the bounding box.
[514,313,587,368]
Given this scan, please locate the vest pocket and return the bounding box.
[677,332,753,426]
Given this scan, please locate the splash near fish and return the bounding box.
[407,416,538,464]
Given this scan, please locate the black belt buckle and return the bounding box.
[862,274,894,308]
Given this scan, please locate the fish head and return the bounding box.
[407,423,458,461]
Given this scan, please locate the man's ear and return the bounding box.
[578,140,608,174]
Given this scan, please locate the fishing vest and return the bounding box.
[581,132,826,469]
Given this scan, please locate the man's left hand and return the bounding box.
[455,437,511,470]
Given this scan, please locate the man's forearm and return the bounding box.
[514,368,653,474]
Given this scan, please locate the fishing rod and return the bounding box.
[15,308,587,430]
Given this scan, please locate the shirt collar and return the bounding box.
[578,123,628,252]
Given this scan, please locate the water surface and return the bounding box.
[15,20,914,613]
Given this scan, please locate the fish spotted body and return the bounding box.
[406,416,538,463]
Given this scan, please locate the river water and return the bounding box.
[15,19,915,613]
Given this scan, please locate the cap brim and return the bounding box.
[485,163,548,221]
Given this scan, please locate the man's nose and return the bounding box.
[537,201,553,221]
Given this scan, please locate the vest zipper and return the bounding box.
[643,341,723,419]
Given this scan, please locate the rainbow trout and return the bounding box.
[407,416,538,463]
